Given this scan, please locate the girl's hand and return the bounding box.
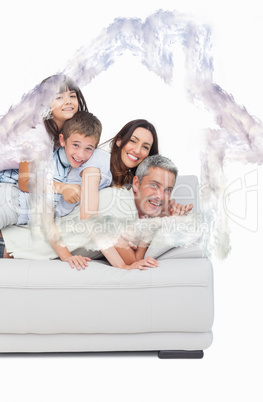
[124,257,159,271]
[64,255,91,270]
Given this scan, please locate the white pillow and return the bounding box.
[145,214,203,259]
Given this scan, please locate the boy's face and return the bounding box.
[59,132,97,168]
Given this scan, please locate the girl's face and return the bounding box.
[118,127,154,169]
[51,89,79,129]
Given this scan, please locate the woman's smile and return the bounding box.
[120,127,153,168]
[127,153,139,162]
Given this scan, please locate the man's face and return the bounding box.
[133,166,175,218]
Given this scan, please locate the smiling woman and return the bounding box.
[108,119,159,187]
[118,127,154,168]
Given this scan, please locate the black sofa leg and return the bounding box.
[158,350,204,359]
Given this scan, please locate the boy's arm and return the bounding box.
[80,167,100,220]
[47,221,91,270]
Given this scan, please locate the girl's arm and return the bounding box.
[18,161,30,192]
[18,162,81,205]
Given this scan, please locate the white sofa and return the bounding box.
[0,176,214,358]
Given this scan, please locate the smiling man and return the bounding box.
[97,154,192,268]
[132,156,176,218]
[98,154,178,221]
[1,155,192,270]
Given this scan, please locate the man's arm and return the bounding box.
[101,246,158,270]
[97,187,156,269]
[115,237,148,265]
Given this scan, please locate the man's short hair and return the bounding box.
[135,154,178,184]
[62,111,102,145]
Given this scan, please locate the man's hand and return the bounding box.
[124,257,159,270]
[168,200,193,216]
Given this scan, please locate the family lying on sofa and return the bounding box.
[0,74,194,269]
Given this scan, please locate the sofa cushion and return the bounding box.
[0,258,213,335]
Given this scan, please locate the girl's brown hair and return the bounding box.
[109,119,159,187]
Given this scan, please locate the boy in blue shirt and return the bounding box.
[0,111,112,267]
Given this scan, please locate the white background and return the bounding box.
[0,1,263,401]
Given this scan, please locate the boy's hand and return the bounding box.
[124,257,159,270]
[61,184,81,204]
[65,255,91,270]
[168,200,193,216]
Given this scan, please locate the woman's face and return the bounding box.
[119,127,154,169]
[51,89,79,129]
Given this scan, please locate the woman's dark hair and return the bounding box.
[109,119,159,187]
[41,75,88,148]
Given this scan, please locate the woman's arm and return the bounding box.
[80,167,100,220]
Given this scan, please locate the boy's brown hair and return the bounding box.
[62,111,102,146]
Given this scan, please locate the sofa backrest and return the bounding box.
[171,175,200,213]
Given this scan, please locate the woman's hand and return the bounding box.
[124,257,159,270]
[64,255,91,270]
